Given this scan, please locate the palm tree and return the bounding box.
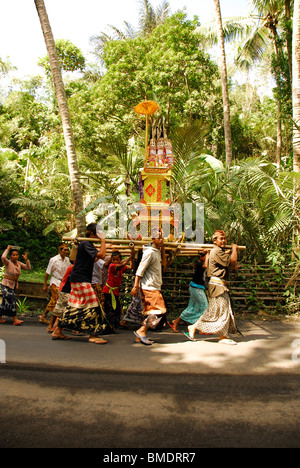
[138,0,171,35]
[200,1,292,170]
[34,0,85,235]
[98,136,144,196]
[234,0,292,170]
[213,0,233,167]
[90,0,170,60]
[170,122,210,203]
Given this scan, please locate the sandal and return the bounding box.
[88,338,107,345]
[38,316,49,325]
[52,335,71,340]
[167,321,178,333]
[13,320,24,326]
[218,338,236,345]
[182,331,197,342]
[133,331,153,345]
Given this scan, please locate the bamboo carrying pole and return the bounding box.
[63,237,246,256]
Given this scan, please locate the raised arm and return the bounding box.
[230,244,238,269]
[116,248,135,271]
[94,237,106,260]
[20,252,31,271]
[1,246,11,266]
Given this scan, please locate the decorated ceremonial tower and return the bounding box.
[134,101,178,238]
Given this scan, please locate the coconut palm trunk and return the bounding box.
[213,0,233,167]
[34,0,85,236]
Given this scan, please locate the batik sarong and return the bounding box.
[52,291,70,319]
[44,284,59,313]
[0,285,17,317]
[192,291,239,336]
[122,288,144,325]
[180,284,208,324]
[92,283,105,310]
[60,282,112,335]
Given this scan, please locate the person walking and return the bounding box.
[130,228,167,345]
[51,261,74,332]
[184,230,241,345]
[51,223,109,344]
[168,251,209,333]
[0,246,31,325]
[39,243,70,331]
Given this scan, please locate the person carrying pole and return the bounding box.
[184,230,242,345]
[130,227,167,345]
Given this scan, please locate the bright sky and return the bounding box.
[0,0,251,78]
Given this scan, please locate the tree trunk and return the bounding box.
[292,0,300,251]
[213,0,233,167]
[34,0,85,236]
[276,99,282,171]
[269,25,283,170]
[285,0,293,85]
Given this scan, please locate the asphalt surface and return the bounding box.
[1,317,300,449]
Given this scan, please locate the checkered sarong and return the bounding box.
[68,282,99,309]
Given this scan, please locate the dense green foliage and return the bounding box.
[0,3,299,274]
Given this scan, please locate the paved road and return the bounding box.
[1,318,300,448]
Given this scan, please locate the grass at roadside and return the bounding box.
[20,269,45,283]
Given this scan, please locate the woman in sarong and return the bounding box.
[51,223,111,344]
[185,230,241,345]
[167,251,209,333]
[0,246,31,325]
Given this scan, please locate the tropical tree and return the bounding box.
[293,0,300,173]
[138,0,171,35]
[234,0,293,170]
[90,0,170,62]
[199,0,293,169]
[0,57,15,75]
[38,39,86,77]
[292,0,300,249]
[213,0,233,167]
[34,0,85,235]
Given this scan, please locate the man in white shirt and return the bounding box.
[39,243,70,330]
[130,228,167,345]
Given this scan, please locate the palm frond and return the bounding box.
[0,220,13,233]
[10,196,55,210]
